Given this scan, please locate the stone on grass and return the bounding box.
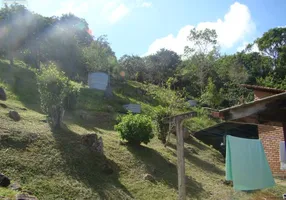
[222,179,233,186]
[143,174,155,182]
[0,103,7,108]
[9,110,21,121]
[81,133,104,155]
[9,182,21,191]
[15,194,38,200]
[0,87,6,101]
[0,173,10,187]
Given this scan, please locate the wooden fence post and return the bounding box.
[176,118,186,200]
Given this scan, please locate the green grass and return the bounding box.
[1,99,285,199]
[1,60,286,199]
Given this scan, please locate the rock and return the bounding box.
[81,133,104,155]
[15,194,38,200]
[0,173,10,187]
[0,103,7,108]
[9,111,21,121]
[222,179,233,186]
[119,140,126,146]
[9,182,21,191]
[143,174,155,182]
[0,87,6,101]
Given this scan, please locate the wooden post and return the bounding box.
[176,118,186,200]
[164,112,196,200]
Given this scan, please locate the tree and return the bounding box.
[0,4,32,66]
[183,28,219,94]
[118,55,147,81]
[36,63,69,129]
[255,27,286,80]
[144,48,181,85]
[200,77,222,108]
[82,36,117,74]
[255,27,286,67]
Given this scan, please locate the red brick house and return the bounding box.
[214,84,286,176]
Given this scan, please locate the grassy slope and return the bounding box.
[0,61,285,200]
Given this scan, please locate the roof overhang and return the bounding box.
[240,84,286,93]
[213,92,286,125]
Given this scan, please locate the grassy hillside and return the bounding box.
[0,61,285,200]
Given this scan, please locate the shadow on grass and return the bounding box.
[51,125,134,199]
[167,142,225,176]
[0,61,41,112]
[0,131,36,150]
[112,81,160,107]
[184,136,208,151]
[0,136,30,149]
[65,111,117,131]
[127,145,205,198]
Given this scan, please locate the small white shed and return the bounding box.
[187,100,197,107]
[123,104,141,113]
[88,72,109,91]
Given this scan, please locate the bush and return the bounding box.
[153,106,172,144]
[36,63,69,129]
[64,81,83,110]
[114,113,154,145]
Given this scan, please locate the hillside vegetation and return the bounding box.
[1,61,286,200]
[1,5,286,199]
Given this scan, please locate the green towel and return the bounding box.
[226,135,275,191]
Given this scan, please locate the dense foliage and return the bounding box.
[115,113,154,145]
[153,106,172,144]
[0,4,286,111]
[36,63,69,129]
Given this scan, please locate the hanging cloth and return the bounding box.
[226,135,275,191]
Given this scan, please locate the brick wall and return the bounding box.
[258,125,286,176]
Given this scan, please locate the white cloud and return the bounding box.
[108,3,129,23]
[237,42,259,53]
[145,25,194,56]
[145,2,256,55]
[141,2,152,8]
[54,1,89,17]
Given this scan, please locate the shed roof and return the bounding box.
[213,92,286,125]
[240,84,285,93]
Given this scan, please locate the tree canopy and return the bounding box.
[0,5,285,109]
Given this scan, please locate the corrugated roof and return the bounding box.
[240,84,285,93]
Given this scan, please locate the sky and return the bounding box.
[2,0,286,57]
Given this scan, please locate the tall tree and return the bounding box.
[82,36,117,74]
[118,55,147,81]
[144,48,181,85]
[183,28,219,94]
[0,4,31,66]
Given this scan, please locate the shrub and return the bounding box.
[36,63,69,129]
[153,106,172,144]
[114,113,154,145]
[64,81,83,110]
